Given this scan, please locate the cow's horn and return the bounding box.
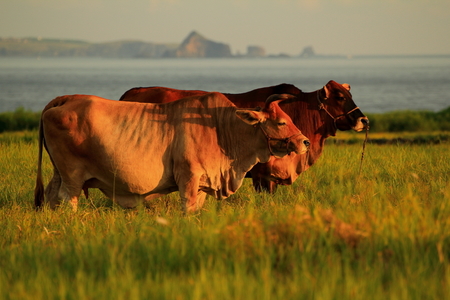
[265,94,296,104]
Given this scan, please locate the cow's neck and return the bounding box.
[281,90,337,169]
[194,106,270,197]
[220,115,269,175]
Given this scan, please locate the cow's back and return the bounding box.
[120,86,209,103]
[224,83,302,108]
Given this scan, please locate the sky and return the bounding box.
[1,0,450,56]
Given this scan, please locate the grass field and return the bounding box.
[1,131,449,299]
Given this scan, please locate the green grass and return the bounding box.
[0,108,40,133]
[2,105,450,133]
[0,132,449,299]
[366,106,450,132]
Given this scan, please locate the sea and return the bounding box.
[1,55,449,114]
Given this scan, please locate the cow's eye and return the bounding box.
[278,122,286,126]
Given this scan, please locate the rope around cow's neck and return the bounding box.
[316,90,360,131]
[358,124,370,175]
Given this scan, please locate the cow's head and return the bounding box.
[236,94,310,158]
[317,80,369,132]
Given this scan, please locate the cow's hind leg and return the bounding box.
[46,168,83,211]
[45,168,63,209]
[58,180,83,211]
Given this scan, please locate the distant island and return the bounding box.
[0,31,326,59]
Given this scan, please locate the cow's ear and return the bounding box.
[236,110,264,125]
[342,83,351,91]
[324,84,331,99]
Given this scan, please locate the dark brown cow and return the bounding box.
[120,81,369,192]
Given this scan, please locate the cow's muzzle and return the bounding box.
[291,135,310,155]
[267,134,310,157]
[258,125,309,157]
[353,117,369,132]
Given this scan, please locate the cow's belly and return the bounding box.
[84,177,178,208]
[82,160,177,207]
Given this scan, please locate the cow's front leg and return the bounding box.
[185,191,207,213]
[178,175,207,213]
[252,178,278,193]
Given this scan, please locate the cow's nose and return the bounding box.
[361,118,369,128]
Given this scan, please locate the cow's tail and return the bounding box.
[34,115,45,210]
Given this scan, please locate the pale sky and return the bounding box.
[1,0,449,56]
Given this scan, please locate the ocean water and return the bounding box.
[0,56,449,113]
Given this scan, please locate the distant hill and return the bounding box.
[0,32,233,58]
[84,40,177,58]
[0,32,252,58]
[0,37,177,58]
[0,37,89,57]
[163,31,232,58]
[0,32,318,58]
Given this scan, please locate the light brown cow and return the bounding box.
[34,92,310,212]
[120,81,369,192]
